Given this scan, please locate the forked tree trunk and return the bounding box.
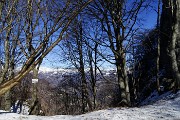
[103,0,131,107]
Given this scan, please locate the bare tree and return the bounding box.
[0,0,21,110]
[87,0,144,106]
[0,0,93,96]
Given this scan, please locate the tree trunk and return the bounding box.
[115,53,131,107]
[161,0,180,90]
[29,68,40,115]
[3,59,15,111]
[0,0,4,20]
[88,48,97,110]
[156,0,161,93]
[170,0,180,90]
[3,91,11,111]
[76,21,92,113]
[160,0,173,78]
[105,0,131,107]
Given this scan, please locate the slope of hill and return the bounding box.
[0,90,179,120]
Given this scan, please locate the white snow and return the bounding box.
[0,91,180,120]
[39,66,57,73]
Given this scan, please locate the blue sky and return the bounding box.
[41,1,158,70]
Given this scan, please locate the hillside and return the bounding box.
[0,90,179,120]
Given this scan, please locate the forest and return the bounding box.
[0,0,179,116]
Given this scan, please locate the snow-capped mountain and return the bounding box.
[38,66,116,86]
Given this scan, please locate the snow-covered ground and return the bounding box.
[0,91,180,120]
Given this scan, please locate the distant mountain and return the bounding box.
[38,67,117,87]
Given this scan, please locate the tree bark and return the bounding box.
[0,0,4,20]
[29,68,40,115]
[88,47,97,110]
[160,0,173,78]
[115,53,131,106]
[156,0,161,93]
[161,0,180,90]
[77,23,92,113]
[170,0,180,90]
